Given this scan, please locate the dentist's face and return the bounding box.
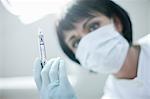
[64,13,123,53]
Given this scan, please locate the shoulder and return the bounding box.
[134,34,150,49]
[138,34,150,45]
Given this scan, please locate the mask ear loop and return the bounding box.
[111,18,132,47]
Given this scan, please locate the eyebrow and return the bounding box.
[83,17,95,29]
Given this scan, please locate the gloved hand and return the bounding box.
[33,57,77,99]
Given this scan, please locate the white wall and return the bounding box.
[0,3,3,77]
[149,1,150,34]
[0,3,3,99]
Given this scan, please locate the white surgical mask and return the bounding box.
[75,24,129,74]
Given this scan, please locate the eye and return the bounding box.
[72,38,81,48]
[88,22,100,32]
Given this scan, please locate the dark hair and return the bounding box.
[56,0,132,64]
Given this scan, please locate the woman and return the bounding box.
[33,0,150,99]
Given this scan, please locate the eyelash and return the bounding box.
[72,38,81,48]
[88,22,100,32]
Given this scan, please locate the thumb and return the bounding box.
[33,57,42,90]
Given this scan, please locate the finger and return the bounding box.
[41,58,56,86]
[49,57,61,83]
[33,57,42,90]
[48,80,59,91]
[59,59,68,84]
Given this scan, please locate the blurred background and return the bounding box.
[0,0,150,99]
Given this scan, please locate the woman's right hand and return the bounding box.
[33,57,77,99]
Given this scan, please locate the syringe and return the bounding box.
[38,28,47,67]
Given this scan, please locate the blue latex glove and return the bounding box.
[33,57,77,99]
